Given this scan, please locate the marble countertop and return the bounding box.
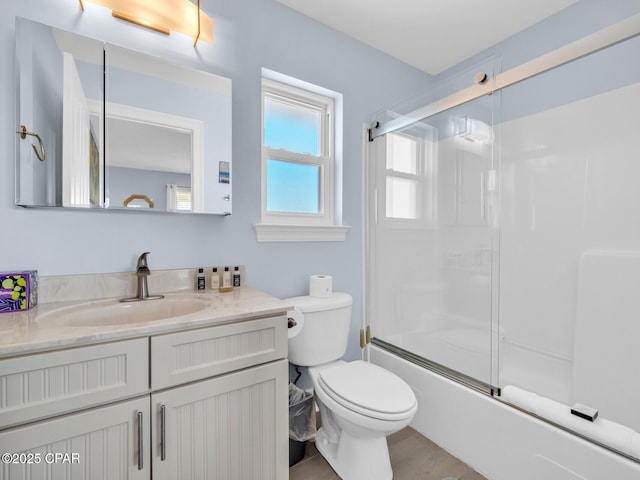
[0,287,291,358]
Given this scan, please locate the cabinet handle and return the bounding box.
[137,411,144,470]
[160,404,166,461]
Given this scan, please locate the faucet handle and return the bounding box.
[137,252,151,275]
[137,252,151,268]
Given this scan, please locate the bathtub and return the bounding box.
[370,346,640,480]
[379,313,497,386]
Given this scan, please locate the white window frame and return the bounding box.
[262,79,333,225]
[255,71,350,242]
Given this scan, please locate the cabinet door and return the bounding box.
[152,359,288,480]
[0,397,150,480]
[151,315,287,390]
[0,338,149,429]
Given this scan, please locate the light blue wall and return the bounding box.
[382,0,640,125]
[401,0,640,141]
[437,0,640,81]
[431,0,640,93]
[0,0,431,361]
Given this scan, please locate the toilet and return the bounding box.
[286,292,418,480]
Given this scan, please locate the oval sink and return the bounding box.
[39,296,210,327]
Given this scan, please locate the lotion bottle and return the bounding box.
[220,267,233,292]
[210,267,220,290]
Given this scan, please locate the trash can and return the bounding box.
[289,382,316,467]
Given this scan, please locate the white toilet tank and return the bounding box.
[285,292,352,367]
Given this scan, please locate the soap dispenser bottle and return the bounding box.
[233,266,241,287]
[219,267,233,292]
[196,268,206,290]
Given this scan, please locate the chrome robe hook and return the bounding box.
[17,125,46,162]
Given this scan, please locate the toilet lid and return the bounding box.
[318,361,416,416]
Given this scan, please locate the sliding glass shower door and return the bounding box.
[366,20,640,461]
[367,71,500,390]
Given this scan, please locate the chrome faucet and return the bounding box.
[121,252,164,302]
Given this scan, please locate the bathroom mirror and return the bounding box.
[15,18,232,215]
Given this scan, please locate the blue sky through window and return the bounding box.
[264,98,319,155]
[266,159,320,213]
[264,96,322,213]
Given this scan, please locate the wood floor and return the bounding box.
[289,426,488,480]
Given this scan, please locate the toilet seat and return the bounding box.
[317,361,417,421]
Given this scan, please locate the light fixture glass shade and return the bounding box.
[81,0,213,44]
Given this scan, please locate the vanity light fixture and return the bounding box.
[78,0,213,46]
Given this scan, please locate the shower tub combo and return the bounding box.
[365,11,640,480]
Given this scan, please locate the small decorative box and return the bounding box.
[0,271,38,313]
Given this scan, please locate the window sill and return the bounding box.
[253,224,351,242]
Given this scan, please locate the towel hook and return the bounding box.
[17,125,46,162]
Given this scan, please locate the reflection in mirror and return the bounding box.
[104,45,232,214]
[15,18,104,208]
[108,115,193,211]
[15,18,232,215]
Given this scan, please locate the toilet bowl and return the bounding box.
[285,292,417,480]
[309,360,417,480]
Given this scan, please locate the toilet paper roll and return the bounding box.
[287,308,305,339]
[309,275,333,298]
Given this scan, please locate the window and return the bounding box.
[167,184,192,212]
[380,131,436,228]
[255,72,349,242]
[262,78,332,222]
[386,133,419,219]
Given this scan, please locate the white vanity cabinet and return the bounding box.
[150,315,289,480]
[0,311,288,480]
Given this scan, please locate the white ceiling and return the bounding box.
[276,0,578,75]
[106,117,192,174]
